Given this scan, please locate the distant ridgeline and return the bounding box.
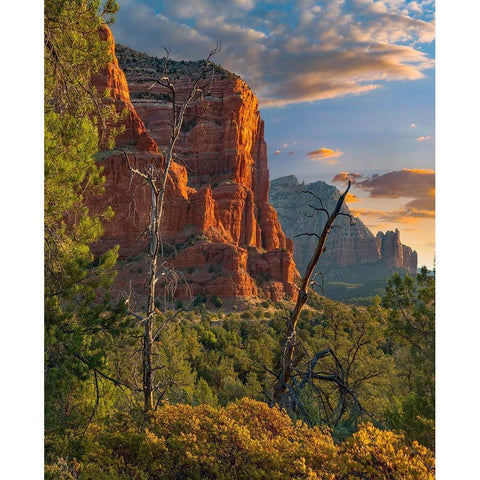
[269,175,418,304]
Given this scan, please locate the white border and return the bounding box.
[2,0,44,477]
[2,0,478,476]
[436,0,479,477]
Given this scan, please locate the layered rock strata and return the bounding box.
[88,29,297,302]
[269,176,418,281]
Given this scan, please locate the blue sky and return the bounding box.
[110,0,435,267]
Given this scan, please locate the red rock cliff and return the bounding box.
[92,26,158,152]
[88,30,298,302]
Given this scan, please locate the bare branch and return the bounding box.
[294,232,321,241]
[272,181,351,405]
[308,203,330,218]
[298,190,326,210]
[337,212,356,226]
[152,308,185,341]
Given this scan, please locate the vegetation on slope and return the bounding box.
[46,399,434,480]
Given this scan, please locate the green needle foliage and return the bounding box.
[45,0,119,122]
[381,267,435,449]
[44,0,128,442]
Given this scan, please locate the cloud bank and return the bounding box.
[356,168,434,201]
[342,168,435,224]
[111,0,435,107]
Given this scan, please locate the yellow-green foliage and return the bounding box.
[46,399,434,479]
[339,424,435,479]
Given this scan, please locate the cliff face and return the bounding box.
[402,245,418,273]
[88,31,297,302]
[116,45,289,253]
[269,176,417,282]
[374,230,418,272]
[92,26,159,152]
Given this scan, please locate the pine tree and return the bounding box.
[44,0,127,440]
[381,267,435,449]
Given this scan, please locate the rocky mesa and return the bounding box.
[87,28,298,303]
[269,175,417,284]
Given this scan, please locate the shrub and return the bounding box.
[48,400,434,479]
[339,423,435,479]
[193,293,208,307]
[210,295,223,308]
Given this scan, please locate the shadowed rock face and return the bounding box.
[87,28,298,302]
[269,175,417,283]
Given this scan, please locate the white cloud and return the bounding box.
[111,0,435,107]
[408,2,423,14]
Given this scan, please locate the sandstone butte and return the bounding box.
[87,26,298,304]
[269,175,418,281]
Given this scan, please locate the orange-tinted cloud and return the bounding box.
[332,172,364,185]
[307,148,343,164]
[417,135,433,142]
[352,168,435,224]
[345,192,360,203]
[405,196,435,211]
[350,207,434,225]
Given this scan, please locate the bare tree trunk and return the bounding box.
[142,317,154,411]
[124,47,220,413]
[272,181,351,405]
[143,166,159,411]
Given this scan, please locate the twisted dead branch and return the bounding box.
[272,181,351,405]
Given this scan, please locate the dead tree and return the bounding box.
[123,46,220,413]
[268,182,383,429]
[272,181,352,405]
